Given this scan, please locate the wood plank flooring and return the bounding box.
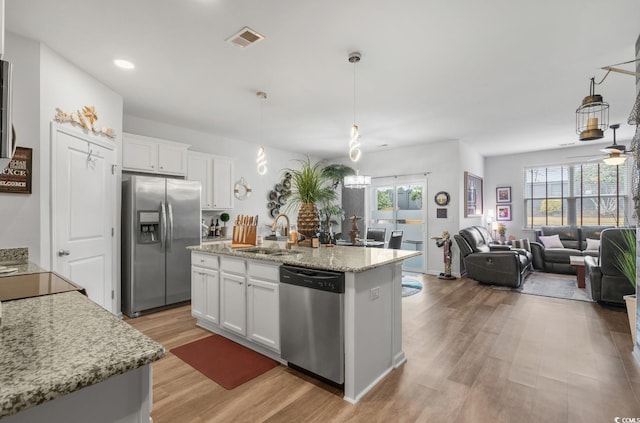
[127,274,640,423]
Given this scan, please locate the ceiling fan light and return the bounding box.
[603,154,626,165]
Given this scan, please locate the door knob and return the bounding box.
[58,249,71,256]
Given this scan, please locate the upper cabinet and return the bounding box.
[123,133,189,176]
[187,152,234,210]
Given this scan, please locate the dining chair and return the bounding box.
[366,228,386,243]
[388,230,404,249]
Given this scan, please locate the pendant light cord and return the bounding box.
[353,59,357,124]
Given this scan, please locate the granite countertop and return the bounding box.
[188,241,421,273]
[0,262,46,278]
[0,247,46,278]
[0,291,165,418]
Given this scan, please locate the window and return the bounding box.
[524,162,629,227]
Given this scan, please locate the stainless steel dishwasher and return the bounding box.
[279,265,345,384]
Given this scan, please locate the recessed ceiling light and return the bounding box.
[114,59,135,70]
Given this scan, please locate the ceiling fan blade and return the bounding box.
[601,144,627,154]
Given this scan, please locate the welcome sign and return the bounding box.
[0,147,32,194]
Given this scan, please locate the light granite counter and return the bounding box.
[0,291,165,418]
[188,242,421,273]
[0,247,46,278]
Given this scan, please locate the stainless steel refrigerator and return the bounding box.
[122,174,201,317]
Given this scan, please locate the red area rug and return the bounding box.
[171,335,279,389]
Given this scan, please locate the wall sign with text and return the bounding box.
[0,147,33,194]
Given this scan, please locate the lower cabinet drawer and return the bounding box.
[192,252,218,269]
[221,256,246,274]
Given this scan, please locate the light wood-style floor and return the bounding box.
[127,274,640,423]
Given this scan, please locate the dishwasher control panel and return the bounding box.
[280,265,345,293]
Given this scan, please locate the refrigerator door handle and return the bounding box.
[167,202,174,252]
[160,201,167,252]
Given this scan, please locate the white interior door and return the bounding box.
[52,125,116,311]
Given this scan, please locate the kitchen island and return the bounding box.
[188,242,421,403]
[0,288,165,422]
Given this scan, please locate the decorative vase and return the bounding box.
[220,226,228,238]
[624,294,637,346]
[297,202,319,238]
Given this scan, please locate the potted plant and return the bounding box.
[497,223,506,242]
[219,212,230,238]
[285,157,336,238]
[613,228,637,345]
[318,163,355,243]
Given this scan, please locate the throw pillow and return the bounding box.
[585,238,600,251]
[510,238,531,252]
[539,234,564,249]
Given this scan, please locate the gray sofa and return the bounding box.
[530,225,612,274]
[584,228,636,306]
[455,226,532,288]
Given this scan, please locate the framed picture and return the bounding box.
[496,204,512,221]
[0,147,32,194]
[496,186,511,203]
[436,208,447,218]
[464,171,483,217]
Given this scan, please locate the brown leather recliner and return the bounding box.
[454,226,532,288]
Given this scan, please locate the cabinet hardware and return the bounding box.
[57,249,71,256]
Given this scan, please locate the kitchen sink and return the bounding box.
[238,247,301,256]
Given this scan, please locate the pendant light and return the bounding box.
[343,170,372,188]
[256,91,267,175]
[576,77,609,141]
[348,51,362,162]
[344,51,371,189]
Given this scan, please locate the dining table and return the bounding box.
[336,239,385,248]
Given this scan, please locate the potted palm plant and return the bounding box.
[286,157,336,238]
[613,228,637,345]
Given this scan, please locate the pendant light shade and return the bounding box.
[343,172,371,189]
[348,52,362,162]
[576,77,609,141]
[256,91,267,175]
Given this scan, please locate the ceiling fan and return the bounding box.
[569,124,633,165]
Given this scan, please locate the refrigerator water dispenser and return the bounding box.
[138,211,160,244]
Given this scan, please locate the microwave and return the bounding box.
[0,59,14,170]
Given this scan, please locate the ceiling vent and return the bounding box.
[226,27,264,48]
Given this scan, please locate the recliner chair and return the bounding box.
[584,227,636,306]
[454,226,532,288]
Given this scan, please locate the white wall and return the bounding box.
[332,139,483,276]
[123,115,311,235]
[485,142,636,241]
[0,33,41,261]
[39,42,124,270]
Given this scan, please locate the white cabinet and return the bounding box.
[191,253,219,325]
[220,257,247,336]
[247,261,280,352]
[212,157,234,209]
[123,133,189,176]
[187,152,213,209]
[192,253,281,353]
[187,152,234,210]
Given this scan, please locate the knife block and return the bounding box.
[231,224,257,248]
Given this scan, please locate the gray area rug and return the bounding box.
[491,271,594,303]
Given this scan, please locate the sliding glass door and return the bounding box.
[369,180,426,273]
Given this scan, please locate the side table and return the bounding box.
[569,255,586,288]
